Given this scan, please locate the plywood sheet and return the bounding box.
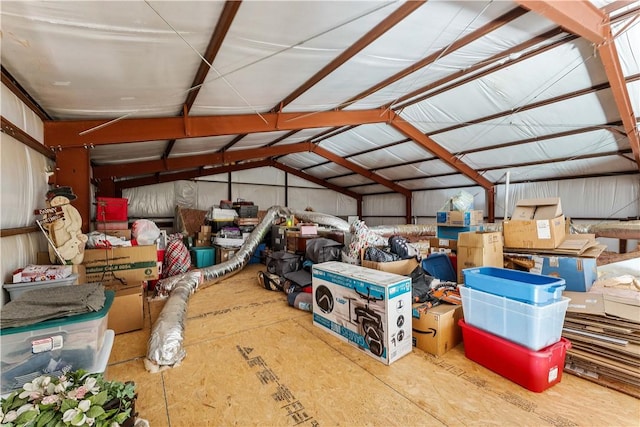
[105,264,640,427]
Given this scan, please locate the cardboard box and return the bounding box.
[82,245,158,285]
[215,246,236,264]
[94,221,128,231]
[512,197,562,220]
[504,252,597,292]
[412,303,463,356]
[196,231,211,241]
[106,284,144,334]
[456,231,503,283]
[564,291,605,315]
[503,198,565,249]
[312,261,413,365]
[360,249,419,276]
[564,290,639,322]
[436,210,483,226]
[429,237,457,252]
[195,238,211,247]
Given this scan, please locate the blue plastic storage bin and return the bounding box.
[462,266,565,305]
[436,225,483,240]
[459,285,569,351]
[190,247,215,268]
[250,243,266,264]
[422,253,456,282]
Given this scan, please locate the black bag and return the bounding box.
[266,250,302,276]
[410,265,435,303]
[305,238,343,264]
[258,271,284,292]
[388,235,418,260]
[283,269,313,294]
[364,246,399,263]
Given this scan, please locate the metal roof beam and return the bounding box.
[311,145,411,197]
[93,141,313,180]
[516,0,640,168]
[44,109,393,148]
[272,162,362,201]
[389,112,494,190]
[515,1,607,44]
[115,159,273,191]
[272,0,425,111]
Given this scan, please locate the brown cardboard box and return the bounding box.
[83,245,158,285]
[72,264,87,284]
[106,284,144,334]
[436,210,483,226]
[412,303,463,356]
[360,249,419,276]
[503,198,565,250]
[429,237,457,252]
[215,246,236,264]
[564,291,605,315]
[565,289,640,322]
[457,231,503,283]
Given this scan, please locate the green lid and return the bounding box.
[1,290,115,335]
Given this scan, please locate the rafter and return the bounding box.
[389,112,494,190]
[341,6,529,110]
[272,0,425,112]
[93,141,314,180]
[44,109,393,148]
[272,161,361,200]
[516,0,640,168]
[311,145,411,197]
[115,159,273,191]
[515,0,606,44]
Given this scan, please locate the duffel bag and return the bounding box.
[265,250,302,276]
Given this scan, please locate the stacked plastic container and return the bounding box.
[1,291,115,396]
[459,267,571,392]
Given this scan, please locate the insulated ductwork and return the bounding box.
[368,224,437,237]
[145,206,350,371]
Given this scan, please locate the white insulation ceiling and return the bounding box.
[0,0,639,222]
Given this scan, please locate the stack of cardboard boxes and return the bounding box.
[502,198,605,292]
[87,197,157,335]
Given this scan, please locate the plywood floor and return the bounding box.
[107,264,640,427]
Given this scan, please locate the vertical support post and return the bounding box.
[405,194,412,225]
[284,172,289,208]
[55,147,91,233]
[487,186,496,223]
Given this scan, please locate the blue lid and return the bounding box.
[0,290,114,335]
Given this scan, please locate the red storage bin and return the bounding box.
[459,319,571,392]
[96,197,128,222]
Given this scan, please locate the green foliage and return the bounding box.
[0,371,136,427]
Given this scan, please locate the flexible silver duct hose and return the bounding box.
[145,206,350,371]
[144,271,201,373]
[368,224,437,237]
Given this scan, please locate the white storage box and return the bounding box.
[312,261,412,365]
[1,291,114,394]
[3,274,78,301]
[459,285,569,351]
